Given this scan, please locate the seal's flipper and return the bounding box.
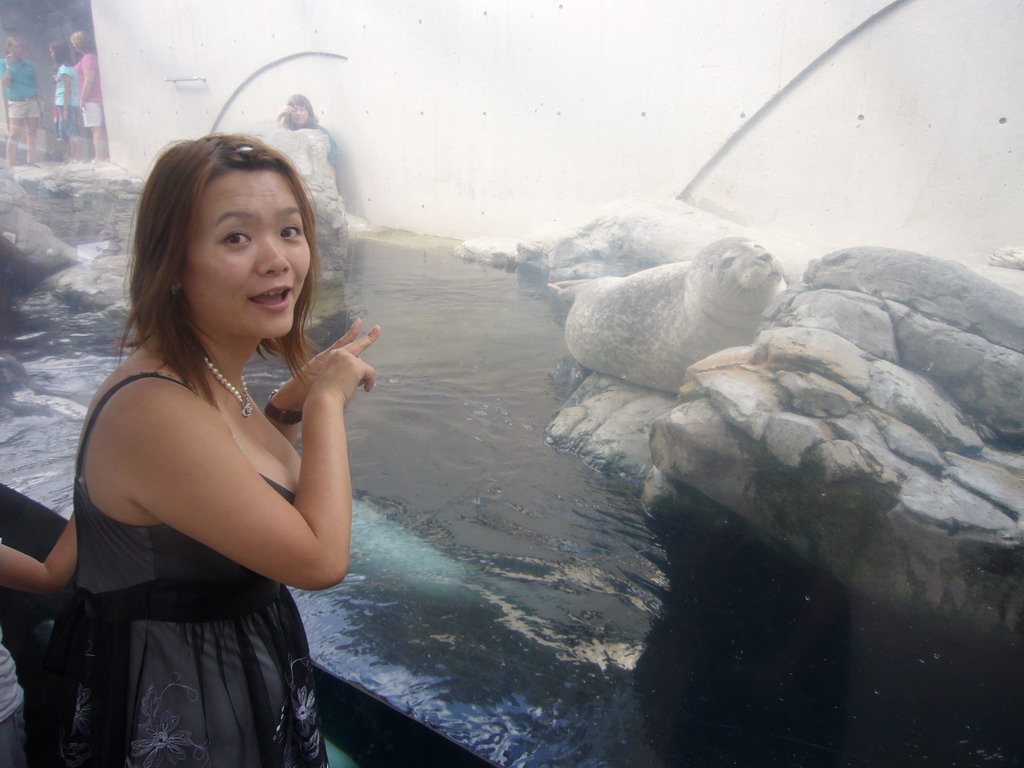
[547,279,593,305]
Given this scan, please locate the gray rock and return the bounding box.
[751,326,873,394]
[0,179,77,285]
[879,417,946,471]
[944,453,1024,521]
[4,164,141,321]
[982,446,1024,475]
[889,305,1024,442]
[827,411,915,477]
[775,369,862,418]
[767,288,898,362]
[890,470,1024,628]
[806,247,1024,355]
[647,328,1023,634]
[897,472,1016,537]
[865,360,982,451]
[804,438,897,487]
[648,399,758,518]
[762,411,831,468]
[34,161,143,198]
[40,252,129,316]
[14,163,142,261]
[546,373,676,479]
[454,238,520,270]
[684,365,779,441]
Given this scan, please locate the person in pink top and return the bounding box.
[70,30,108,162]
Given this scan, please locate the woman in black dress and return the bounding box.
[1,134,379,766]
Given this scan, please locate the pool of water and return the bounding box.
[284,238,668,766]
[2,228,1023,767]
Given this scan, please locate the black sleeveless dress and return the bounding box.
[46,373,328,767]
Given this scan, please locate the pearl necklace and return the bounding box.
[204,356,253,417]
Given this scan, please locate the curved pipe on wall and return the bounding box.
[677,0,914,203]
[209,51,349,134]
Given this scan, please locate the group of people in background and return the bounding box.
[0,29,108,167]
[0,34,338,172]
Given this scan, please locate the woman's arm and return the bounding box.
[265,319,380,443]
[90,347,376,591]
[0,516,77,594]
[80,68,96,102]
[60,73,71,116]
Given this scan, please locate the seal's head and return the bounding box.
[694,236,785,305]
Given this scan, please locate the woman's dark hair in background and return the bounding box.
[49,39,74,69]
[280,93,320,129]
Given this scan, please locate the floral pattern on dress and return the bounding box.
[276,655,324,766]
[60,683,95,767]
[128,679,209,768]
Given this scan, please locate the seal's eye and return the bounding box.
[720,255,737,269]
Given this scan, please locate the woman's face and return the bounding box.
[7,40,22,59]
[180,170,311,350]
[291,105,310,127]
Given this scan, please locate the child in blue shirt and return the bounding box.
[50,39,81,162]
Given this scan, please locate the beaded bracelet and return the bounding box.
[264,389,303,424]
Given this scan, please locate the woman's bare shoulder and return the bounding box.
[81,356,238,525]
[88,351,193,410]
[83,353,223,469]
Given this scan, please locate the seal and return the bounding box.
[549,237,784,393]
[988,246,1024,271]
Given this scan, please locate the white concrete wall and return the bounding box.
[683,0,1024,257]
[92,0,1022,257]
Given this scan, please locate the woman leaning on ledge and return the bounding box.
[0,134,380,766]
[278,93,338,182]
